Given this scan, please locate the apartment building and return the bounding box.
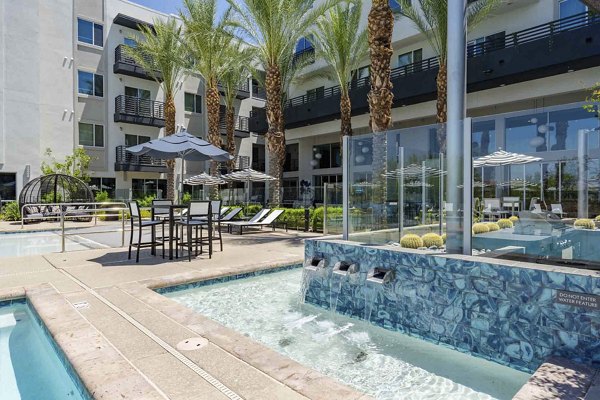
[0,0,265,202]
[249,0,600,204]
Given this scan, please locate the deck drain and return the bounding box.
[71,301,90,310]
[177,337,208,351]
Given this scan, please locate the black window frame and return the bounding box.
[184,92,202,113]
[77,18,103,47]
[78,122,104,147]
[78,70,103,97]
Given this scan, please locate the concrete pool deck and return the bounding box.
[0,226,597,399]
[0,230,372,400]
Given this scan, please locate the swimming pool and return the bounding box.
[0,301,89,399]
[165,268,531,400]
[0,232,93,257]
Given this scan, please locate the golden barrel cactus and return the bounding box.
[574,218,595,230]
[421,233,443,248]
[485,222,500,232]
[497,219,513,229]
[400,234,424,249]
[472,223,490,234]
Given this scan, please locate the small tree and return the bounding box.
[41,148,92,182]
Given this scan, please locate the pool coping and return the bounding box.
[126,261,373,400]
[11,284,166,400]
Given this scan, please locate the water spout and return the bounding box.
[367,268,395,285]
[333,261,359,276]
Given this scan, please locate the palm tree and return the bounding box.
[181,0,235,197]
[227,0,343,206]
[367,0,394,228]
[125,19,186,200]
[309,1,368,142]
[400,0,501,149]
[582,0,599,12]
[220,43,252,169]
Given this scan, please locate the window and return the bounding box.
[78,123,104,147]
[389,0,403,13]
[312,143,341,169]
[132,179,167,199]
[125,86,150,99]
[184,93,202,113]
[472,120,496,157]
[77,18,103,47]
[252,144,266,171]
[0,173,16,201]
[295,36,314,54]
[124,37,137,47]
[398,49,422,68]
[467,32,505,57]
[282,178,299,202]
[78,70,103,97]
[284,144,299,172]
[558,0,587,19]
[125,134,150,147]
[306,87,325,102]
[89,177,116,198]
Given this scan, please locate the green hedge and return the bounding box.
[0,201,21,221]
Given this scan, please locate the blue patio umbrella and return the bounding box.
[126,131,232,200]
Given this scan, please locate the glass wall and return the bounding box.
[345,102,600,267]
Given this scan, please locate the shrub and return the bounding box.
[472,223,490,234]
[275,208,310,229]
[509,216,519,223]
[400,234,423,249]
[311,206,343,232]
[497,218,513,229]
[485,222,500,232]
[441,233,447,244]
[1,202,21,221]
[182,192,192,206]
[421,233,443,248]
[95,191,110,202]
[595,215,600,221]
[574,218,595,230]
[136,194,155,208]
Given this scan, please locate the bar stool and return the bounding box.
[209,200,223,251]
[151,199,172,243]
[175,201,212,261]
[127,201,165,263]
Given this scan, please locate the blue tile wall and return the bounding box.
[304,239,600,373]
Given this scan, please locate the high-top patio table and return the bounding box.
[151,204,187,260]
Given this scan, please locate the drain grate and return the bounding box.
[71,301,90,310]
[177,337,208,351]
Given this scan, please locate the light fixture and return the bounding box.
[529,136,545,147]
[310,159,318,167]
[529,117,538,124]
[362,146,370,154]
[314,153,322,159]
[355,155,365,163]
[537,124,548,134]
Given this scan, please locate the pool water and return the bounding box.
[166,268,531,400]
[0,303,87,399]
[0,232,92,257]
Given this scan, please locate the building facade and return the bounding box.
[0,0,265,203]
[249,0,600,205]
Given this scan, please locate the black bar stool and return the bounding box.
[127,201,165,263]
[175,201,212,261]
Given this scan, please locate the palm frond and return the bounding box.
[467,0,503,28]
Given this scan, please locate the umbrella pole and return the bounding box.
[523,164,526,210]
[180,155,185,203]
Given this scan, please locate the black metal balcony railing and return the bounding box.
[113,45,162,81]
[252,85,267,100]
[114,145,168,172]
[217,155,250,174]
[219,115,250,135]
[217,80,250,99]
[114,95,165,128]
[250,11,600,133]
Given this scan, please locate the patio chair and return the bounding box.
[502,197,520,215]
[223,208,270,233]
[550,203,567,218]
[128,201,165,263]
[483,198,502,221]
[151,199,172,243]
[228,209,287,235]
[175,201,212,261]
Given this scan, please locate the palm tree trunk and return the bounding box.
[340,91,352,142]
[368,0,394,229]
[164,93,176,201]
[265,63,285,206]
[226,106,236,169]
[206,83,221,199]
[436,62,448,153]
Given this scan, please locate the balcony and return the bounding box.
[249,11,600,133]
[251,84,267,100]
[114,95,165,128]
[217,155,250,174]
[113,45,162,81]
[114,145,168,173]
[219,115,250,138]
[217,80,250,100]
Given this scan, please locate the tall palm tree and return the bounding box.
[227,0,343,206]
[181,0,234,198]
[400,0,501,149]
[220,43,252,169]
[582,0,599,12]
[309,1,368,142]
[126,19,186,200]
[367,0,394,228]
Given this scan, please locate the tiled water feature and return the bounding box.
[304,238,600,372]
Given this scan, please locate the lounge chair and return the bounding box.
[219,207,242,222]
[550,203,567,218]
[228,209,287,235]
[223,208,270,233]
[220,206,230,216]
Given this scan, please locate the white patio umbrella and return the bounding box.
[184,172,226,186]
[473,149,542,209]
[126,131,232,201]
[222,168,275,208]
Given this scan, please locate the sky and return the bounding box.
[130,0,228,16]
